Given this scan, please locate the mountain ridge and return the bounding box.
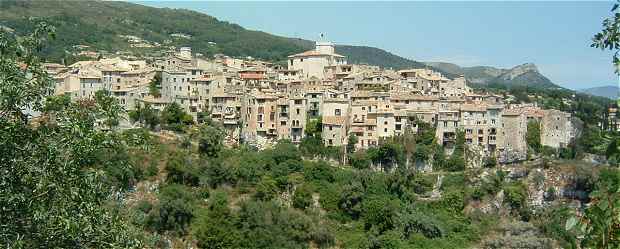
[426,61,561,89]
[579,85,619,99]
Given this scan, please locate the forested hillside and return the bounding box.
[0,0,437,72]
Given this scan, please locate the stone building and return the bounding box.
[541,109,574,148]
[288,41,347,79]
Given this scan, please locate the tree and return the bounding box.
[255,175,279,201]
[592,0,620,73]
[196,124,225,158]
[192,191,240,249]
[145,184,196,235]
[445,130,466,171]
[305,116,322,137]
[128,103,159,130]
[160,102,193,132]
[292,184,313,209]
[94,89,123,129]
[347,133,358,154]
[567,168,620,249]
[149,73,162,97]
[527,120,542,153]
[0,23,133,247]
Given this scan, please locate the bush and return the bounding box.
[349,151,371,169]
[145,184,196,235]
[293,184,313,210]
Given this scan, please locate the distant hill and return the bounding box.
[335,45,426,69]
[0,0,441,73]
[579,85,619,99]
[426,62,560,89]
[1,0,559,86]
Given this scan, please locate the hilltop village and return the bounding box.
[48,41,579,165]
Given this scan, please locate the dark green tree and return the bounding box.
[0,23,134,247]
[527,120,542,154]
[347,133,358,154]
[160,102,193,132]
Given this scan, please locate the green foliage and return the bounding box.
[292,184,313,209]
[94,89,123,129]
[195,124,225,158]
[443,130,466,172]
[0,23,134,247]
[483,156,497,168]
[347,133,359,154]
[567,168,620,249]
[192,191,240,249]
[42,93,71,112]
[160,102,193,132]
[305,116,322,137]
[255,175,279,201]
[145,184,196,235]
[362,196,401,233]
[503,182,530,220]
[165,150,200,186]
[129,103,160,130]
[349,151,372,169]
[527,120,542,153]
[148,72,161,97]
[592,0,620,72]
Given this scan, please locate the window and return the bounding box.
[384,121,388,125]
[281,121,286,126]
[478,129,484,135]
[329,126,333,131]
[443,121,448,127]
[396,124,402,130]
[384,128,388,132]
[335,109,341,116]
[296,108,300,115]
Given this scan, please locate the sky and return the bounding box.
[134,1,618,90]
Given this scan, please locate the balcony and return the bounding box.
[353,118,365,123]
[223,119,238,125]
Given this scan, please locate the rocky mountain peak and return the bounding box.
[502,63,539,80]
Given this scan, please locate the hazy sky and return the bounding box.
[134,1,618,89]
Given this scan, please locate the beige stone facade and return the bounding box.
[47,42,578,162]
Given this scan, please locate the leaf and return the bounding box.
[566,216,578,231]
